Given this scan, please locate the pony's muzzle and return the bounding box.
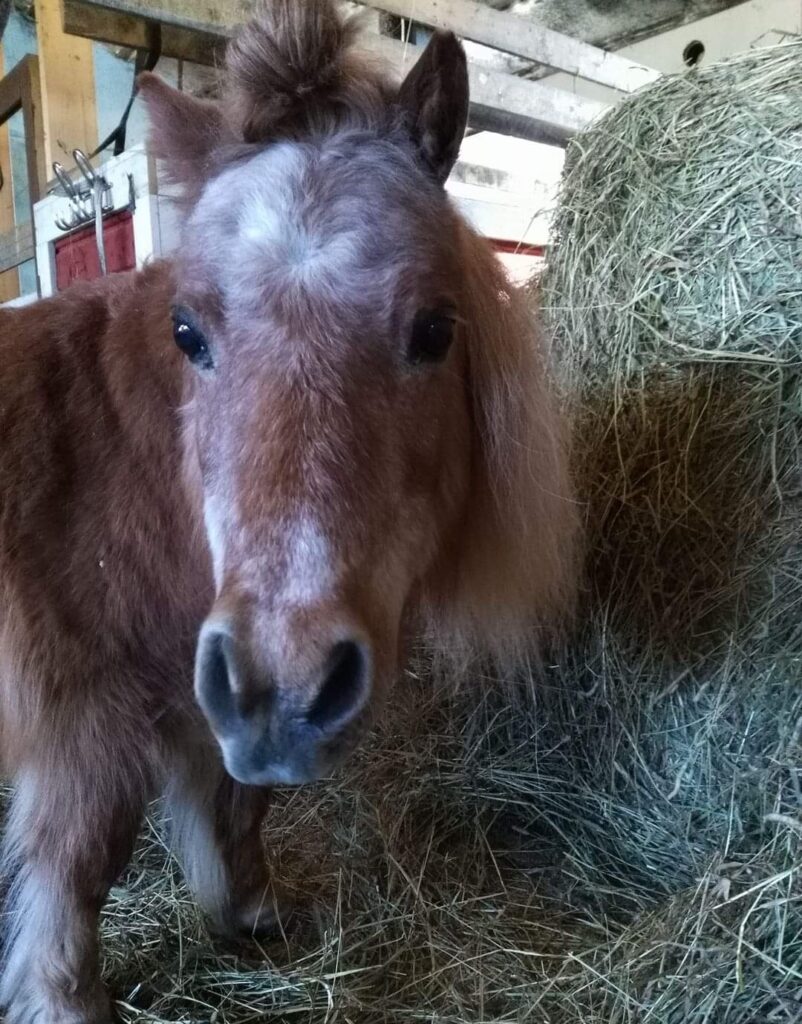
[194,623,372,787]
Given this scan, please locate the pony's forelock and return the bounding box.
[225,0,392,143]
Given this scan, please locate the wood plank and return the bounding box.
[366,0,659,93]
[0,47,18,300]
[15,56,48,204]
[0,221,34,274]
[74,0,247,36]
[0,55,23,120]
[497,0,752,55]
[35,0,98,168]
[0,55,45,295]
[69,0,608,142]
[0,55,48,204]
[63,0,223,65]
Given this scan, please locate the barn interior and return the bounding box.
[1,2,801,1022]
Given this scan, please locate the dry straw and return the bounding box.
[60,40,802,1023]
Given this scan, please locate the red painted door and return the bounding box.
[54,210,136,291]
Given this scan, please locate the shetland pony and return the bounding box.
[0,2,577,1020]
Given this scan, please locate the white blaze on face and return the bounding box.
[203,495,227,588]
[204,492,336,603]
[193,143,365,304]
[237,146,299,255]
[278,511,336,608]
[238,184,362,287]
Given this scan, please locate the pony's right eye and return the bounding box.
[408,308,457,365]
[172,307,214,370]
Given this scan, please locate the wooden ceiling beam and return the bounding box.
[66,0,609,144]
[63,0,223,65]
[497,0,755,54]
[363,0,659,93]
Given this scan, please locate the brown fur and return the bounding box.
[0,3,578,1020]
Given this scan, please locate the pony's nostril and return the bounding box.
[307,640,369,731]
[196,629,236,728]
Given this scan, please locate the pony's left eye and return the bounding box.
[172,307,214,370]
[408,309,457,365]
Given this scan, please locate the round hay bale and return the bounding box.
[544,41,802,374]
[529,38,802,1022]
[540,39,802,667]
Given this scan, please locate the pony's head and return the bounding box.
[140,0,577,787]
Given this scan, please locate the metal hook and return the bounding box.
[52,150,115,263]
[54,208,84,232]
[75,148,113,212]
[53,189,96,233]
[72,149,97,188]
[52,162,77,200]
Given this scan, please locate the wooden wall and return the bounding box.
[0,44,16,301]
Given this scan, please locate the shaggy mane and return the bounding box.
[421,228,579,675]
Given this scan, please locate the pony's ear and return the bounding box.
[137,72,233,189]
[398,30,469,185]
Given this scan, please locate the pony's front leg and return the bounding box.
[166,744,289,938]
[0,758,146,1024]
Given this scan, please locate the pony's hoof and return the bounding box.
[214,887,298,942]
[236,895,297,940]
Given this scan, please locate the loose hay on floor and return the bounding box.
[41,39,802,1024]
[96,667,801,1023]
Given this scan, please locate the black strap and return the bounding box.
[0,0,11,46]
[92,23,162,159]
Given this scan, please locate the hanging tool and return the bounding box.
[50,152,115,275]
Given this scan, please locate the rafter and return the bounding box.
[66,0,611,144]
